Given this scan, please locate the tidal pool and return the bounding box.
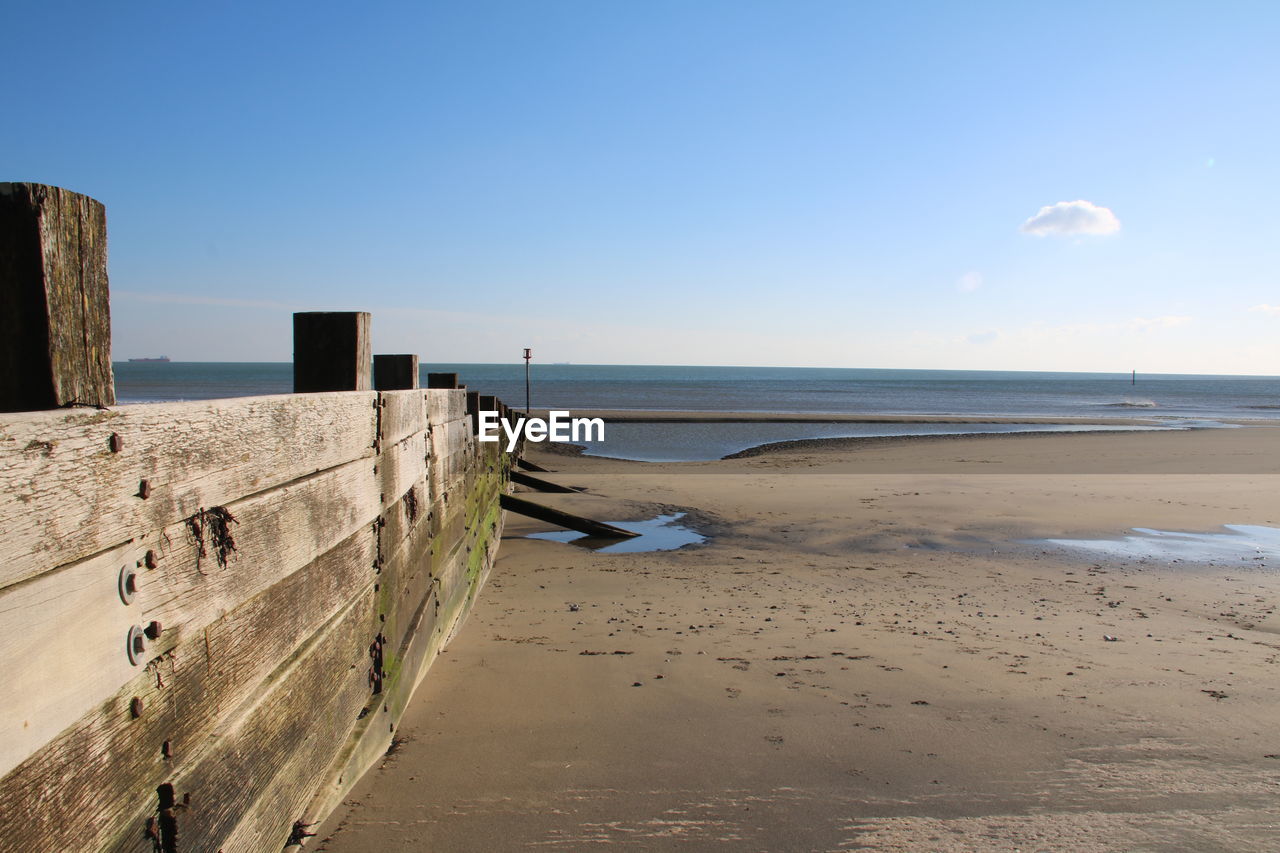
[1039,524,1280,565]
[526,512,706,554]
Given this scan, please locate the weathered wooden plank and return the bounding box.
[0,182,114,412]
[428,499,466,565]
[0,453,383,777]
[428,430,474,508]
[425,388,466,425]
[378,389,426,448]
[0,392,377,588]
[306,492,507,826]
[380,474,428,560]
[380,498,439,649]
[430,414,473,455]
[212,439,506,852]
[304,580,439,824]
[293,312,372,393]
[0,372,509,852]
[136,584,381,852]
[0,541,139,777]
[431,538,470,606]
[378,429,427,507]
[0,528,375,853]
[428,451,466,513]
[137,452,383,631]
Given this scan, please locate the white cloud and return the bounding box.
[1249,304,1280,315]
[1019,200,1121,236]
[956,271,982,293]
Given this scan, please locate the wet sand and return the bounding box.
[315,426,1280,852]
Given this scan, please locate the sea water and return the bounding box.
[115,363,1280,419]
[114,363,1278,462]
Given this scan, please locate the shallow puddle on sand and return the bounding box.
[1039,524,1280,565]
[526,512,706,553]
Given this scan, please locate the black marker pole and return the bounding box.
[524,348,532,414]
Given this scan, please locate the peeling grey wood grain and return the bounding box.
[378,388,426,447]
[426,388,467,426]
[0,530,375,853]
[0,451,384,777]
[0,392,377,588]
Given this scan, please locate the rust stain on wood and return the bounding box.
[185,506,239,571]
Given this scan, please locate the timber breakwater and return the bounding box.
[0,183,516,851]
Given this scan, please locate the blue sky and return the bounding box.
[5,1,1278,372]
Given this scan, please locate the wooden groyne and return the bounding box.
[0,184,514,851]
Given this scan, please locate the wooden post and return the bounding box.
[426,372,458,389]
[293,312,371,393]
[465,391,480,432]
[373,354,418,391]
[0,183,114,412]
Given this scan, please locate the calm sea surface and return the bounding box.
[115,363,1280,417]
[114,363,1280,461]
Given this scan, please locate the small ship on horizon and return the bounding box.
[127,356,171,363]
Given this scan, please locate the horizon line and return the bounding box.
[110,361,1280,380]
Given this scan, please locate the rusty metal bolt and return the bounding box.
[145,621,163,640]
[138,479,151,499]
[127,625,146,665]
[144,549,158,569]
[130,697,144,719]
[119,567,138,605]
[109,432,123,453]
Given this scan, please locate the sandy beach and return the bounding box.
[315,424,1280,852]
